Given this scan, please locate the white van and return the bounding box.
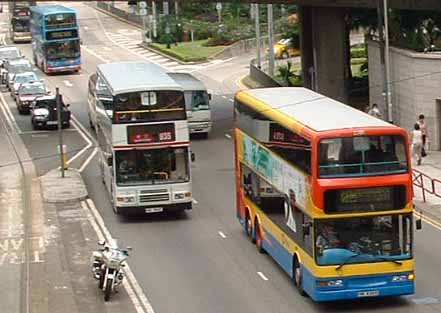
[168,72,212,138]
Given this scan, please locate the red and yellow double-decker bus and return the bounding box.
[234,87,420,302]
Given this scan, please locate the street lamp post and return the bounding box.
[254,4,261,69]
[383,0,393,123]
[267,4,275,77]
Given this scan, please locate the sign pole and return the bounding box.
[56,87,65,178]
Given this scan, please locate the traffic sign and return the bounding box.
[138,1,147,9]
[139,8,147,16]
[216,2,222,11]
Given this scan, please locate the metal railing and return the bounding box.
[412,169,441,202]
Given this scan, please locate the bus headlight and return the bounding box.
[316,279,344,287]
[174,192,191,200]
[116,195,136,204]
[392,273,414,282]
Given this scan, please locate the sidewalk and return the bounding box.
[35,168,140,313]
[412,150,441,221]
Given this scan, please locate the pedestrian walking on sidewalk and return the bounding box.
[412,123,423,166]
[368,103,382,119]
[417,114,428,157]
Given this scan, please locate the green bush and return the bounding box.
[350,47,367,59]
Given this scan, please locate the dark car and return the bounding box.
[30,95,71,130]
[16,81,49,114]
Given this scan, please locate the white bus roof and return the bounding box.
[97,62,182,95]
[241,87,393,132]
[168,72,206,91]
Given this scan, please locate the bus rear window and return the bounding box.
[318,135,408,178]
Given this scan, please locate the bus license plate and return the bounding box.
[358,290,379,297]
[145,207,163,213]
[47,121,58,125]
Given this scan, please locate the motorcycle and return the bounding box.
[91,240,131,301]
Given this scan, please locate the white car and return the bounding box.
[10,71,39,101]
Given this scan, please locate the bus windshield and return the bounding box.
[44,13,76,29]
[12,18,30,32]
[115,148,189,186]
[113,90,185,123]
[315,214,412,266]
[184,91,209,111]
[45,40,80,60]
[318,135,408,178]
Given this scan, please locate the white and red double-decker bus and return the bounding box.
[89,62,193,215]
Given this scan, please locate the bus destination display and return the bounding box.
[127,123,175,144]
[46,29,78,40]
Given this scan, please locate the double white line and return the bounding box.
[82,199,155,313]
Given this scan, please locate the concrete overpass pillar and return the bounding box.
[299,6,350,103]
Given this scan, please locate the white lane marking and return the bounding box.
[31,134,49,138]
[85,199,155,313]
[63,80,73,87]
[81,45,110,63]
[84,26,89,30]
[80,201,146,313]
[67,119,92,165]
[228,99,234,103]
[79,147,97,172]
[0,87,21,134]
[103,46,112,51]
[225,134,232,140]
[221,95,227,99]
[192,198,198,205]
[257,272,269,281]
[218,231,227,239]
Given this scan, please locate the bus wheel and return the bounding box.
[293,257,307,296]
[255,220,265,254]
[244,211,253,239]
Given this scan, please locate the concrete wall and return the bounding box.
[368,39,441,150]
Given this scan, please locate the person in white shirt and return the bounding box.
[368,103,382,119]
[412,123,423,165]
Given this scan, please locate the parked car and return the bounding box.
[4,58,33,90]
[10,71,39,101]
[272,38,300,59]
[30,95,71,130]
[16,81,50,114]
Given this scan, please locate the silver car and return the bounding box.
[4,58,33,90]
[10,71,39,101]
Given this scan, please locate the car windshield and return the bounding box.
[35,99,56,109]
[184,91,210,111]
[0,49,20,59]
[9,62,32,74]
[15,73,37,84]
[45,40,80,60]
[115,148,190,186]
[20,84,46,95]
[315,214,412,266]
[318,135,408,178]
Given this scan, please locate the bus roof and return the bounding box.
[168,72,206,91]
[236,87,393,133]
[97,62,182,95]
[30,5,76,15]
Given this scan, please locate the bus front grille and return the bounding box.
[139,190,169,203]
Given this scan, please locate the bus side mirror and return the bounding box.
[303,223,311,236]
[191,152,195,162]
[107,156,113,167]
[416,217,422,230]
[208,93,212,100]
